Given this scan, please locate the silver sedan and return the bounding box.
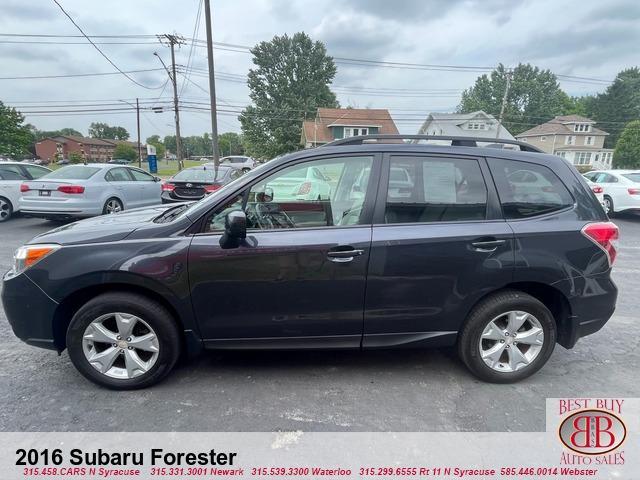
[19,164,162,219]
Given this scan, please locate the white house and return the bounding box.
[416,111,515,141]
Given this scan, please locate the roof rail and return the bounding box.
[322,134,544,153]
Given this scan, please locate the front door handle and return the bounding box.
[327,248,364,263]
[470,239,506,252]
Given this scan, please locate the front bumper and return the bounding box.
[1,271,59,350]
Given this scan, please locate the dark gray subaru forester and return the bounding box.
[2,135,618,389]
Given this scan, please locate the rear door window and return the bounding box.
[488,158,574,219]
[384,156,488,223]
[0,165,26,180]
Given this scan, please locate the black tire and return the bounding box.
[102,197,123,215]
[66,292,181,389]
[0,196,13,222]
[604,195,614,216]
[241,167,250,174]
[457,290,556,383]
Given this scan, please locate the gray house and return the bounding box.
[416,111,515,140]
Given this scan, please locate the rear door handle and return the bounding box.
[470,239,506,252]
[327,248,364,263]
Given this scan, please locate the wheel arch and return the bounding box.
[52,281,201,355]
[464,282,573,347]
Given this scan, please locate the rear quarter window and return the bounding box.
[488,158,574,219]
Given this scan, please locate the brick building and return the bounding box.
[35,136,146,163]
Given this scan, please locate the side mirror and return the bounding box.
[256,186,274,203]
[225,210,247,239]
[220,210,247,249]
[153,176,161,182]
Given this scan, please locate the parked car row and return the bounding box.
[583,169,640,215]
[0,161,257,222]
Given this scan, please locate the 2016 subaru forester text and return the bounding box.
[2,135,618,389]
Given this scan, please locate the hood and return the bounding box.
[29,204,178,246]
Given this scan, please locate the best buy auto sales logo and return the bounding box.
[558,399,626,466]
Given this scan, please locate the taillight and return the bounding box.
[161,182,175,192]
[591,186,603,194]
[204,184,221,193]
[57,185,85,194]
[296,182,312,195]
[582,222,619,266]
[20,184,30,192]
[628,188,640,195]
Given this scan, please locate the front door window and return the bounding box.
[205,156,373,232]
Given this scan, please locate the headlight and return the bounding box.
[12,244,60,276]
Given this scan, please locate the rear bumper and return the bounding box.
[19,198,102,218]
[161,192,205,203]
[553,272,617,348]
[2,271,59,350]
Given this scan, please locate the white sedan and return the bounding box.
[583,170,640,215]
[0,161,51,222]
[19,163,162,220]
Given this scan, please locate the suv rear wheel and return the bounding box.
[66,292,181,389]
[458,290,556,383]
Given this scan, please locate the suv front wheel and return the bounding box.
[458,291,556,383]
[66,292,181,389]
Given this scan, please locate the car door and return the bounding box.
[363,153,515,348]
[188,153,380,348]
[104,167,139,208]
[128,167,160,206]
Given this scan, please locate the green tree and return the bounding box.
[218,132,244,156]
[163,135,176,157]
[88,122,130,140]
[69,151,84,164]
[586,68,640,147]
[32,127,83,141]
[146,135,166,159]
[240,32,338,159]
[112,143,137,162]
[458,63,567,136]
[0,101,33,158]
[613,120,640,168]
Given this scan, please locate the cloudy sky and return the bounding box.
[1,0,638,140]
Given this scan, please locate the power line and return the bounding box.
[51,0,163,90]
[178,0,203,98]
[0,68,165,80]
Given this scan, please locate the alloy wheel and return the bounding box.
[81,313,160,379]
[604,198,612,214]
[105,199,122,214]
[478,310,544,373]
[0,198,11,222]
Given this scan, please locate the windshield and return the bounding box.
[622,173,640,183]
[42,166,101,180]
[172,167,230,182]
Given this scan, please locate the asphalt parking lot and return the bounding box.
[0,215,639,432]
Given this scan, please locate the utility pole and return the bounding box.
[496,70,512,139]
[156,34,185,170]
[204,0,220,166]
[136,98,142,168]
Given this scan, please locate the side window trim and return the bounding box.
[372,153,495,225]
[194,152,382,235]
